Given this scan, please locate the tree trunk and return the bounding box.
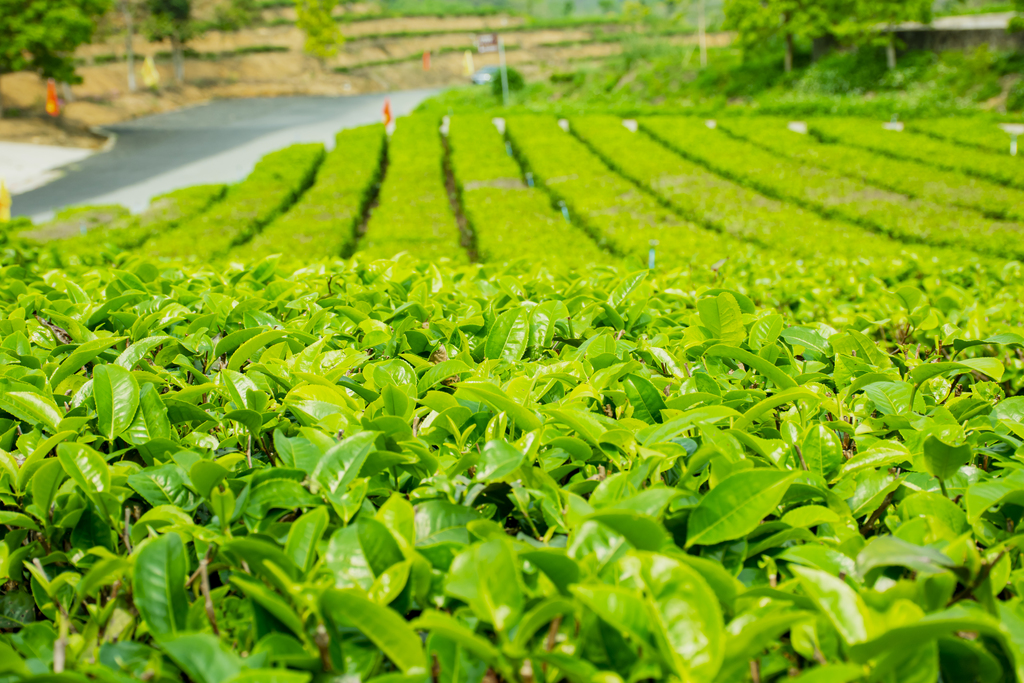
[782,11,793,73]
[120,0,137,92]
[698,0,707,68]
[0,71,5,119]
[886,32,897,70]
[171,31,185,83]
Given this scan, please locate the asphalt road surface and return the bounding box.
[13,88,440,220]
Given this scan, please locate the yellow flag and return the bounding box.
[464,50,475,76]
[0,180,11,223]
[142,56,160,89]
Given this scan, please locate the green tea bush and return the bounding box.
[642,116,1024,261]
[908,117,1024,156]
[570,115,927,263]
[236,125,386,262]
[448,114,612,267]
[0,247,1023,682]
[146,144,325,260]
[811,118,1024,190]
[506,115,737,266]
[18,205,132,243]
[359,115,466,263]
[720,116,1024,223]
[47,185,228,265]
[5,109,1024,683]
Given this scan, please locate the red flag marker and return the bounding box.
[45,79,60,117]
[423,51,431,71]
[382,98,392,126]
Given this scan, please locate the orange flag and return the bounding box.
[382,98,392,126]
[45,79,60,117]
[423,51,431,71]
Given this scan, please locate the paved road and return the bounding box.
[13,88,440,220]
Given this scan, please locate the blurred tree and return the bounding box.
[1013,0,1024,32]
[562,0,574,16]
[839,0,932,69]
[0,0,111,117]
[621,0,650,25]
[492,65,524,97]
[598,0,615,14]
[296,0,342,65]
[118,0,143,92]
[146,0,195,83]
[724,0,844,72]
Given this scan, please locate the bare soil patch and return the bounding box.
[1,19,710,145]
[0,117,107,148]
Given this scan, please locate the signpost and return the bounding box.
[477,33,509,107]
[477,33,498,53]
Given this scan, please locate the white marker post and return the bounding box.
[648,239,659,269]
[558,201,570,223]
[999,124,1024,157]
[883,116,904,132]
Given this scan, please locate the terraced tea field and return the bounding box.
[2,112,1024,683]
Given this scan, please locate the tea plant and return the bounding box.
[145,144,325,260]
[238,125,386,263]
[642,117,1024,262]
[448,115,611,268]
[720,117,1024,224]
[0,247,1022,682]
[811,119,1024,191]
[2,109,1024,683]
[505,115,737,267]
[358,115,465,263]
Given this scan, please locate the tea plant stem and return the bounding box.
[200,556,218,635]
[122,507,133,553]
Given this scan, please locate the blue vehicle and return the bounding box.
[471,66,501,85]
